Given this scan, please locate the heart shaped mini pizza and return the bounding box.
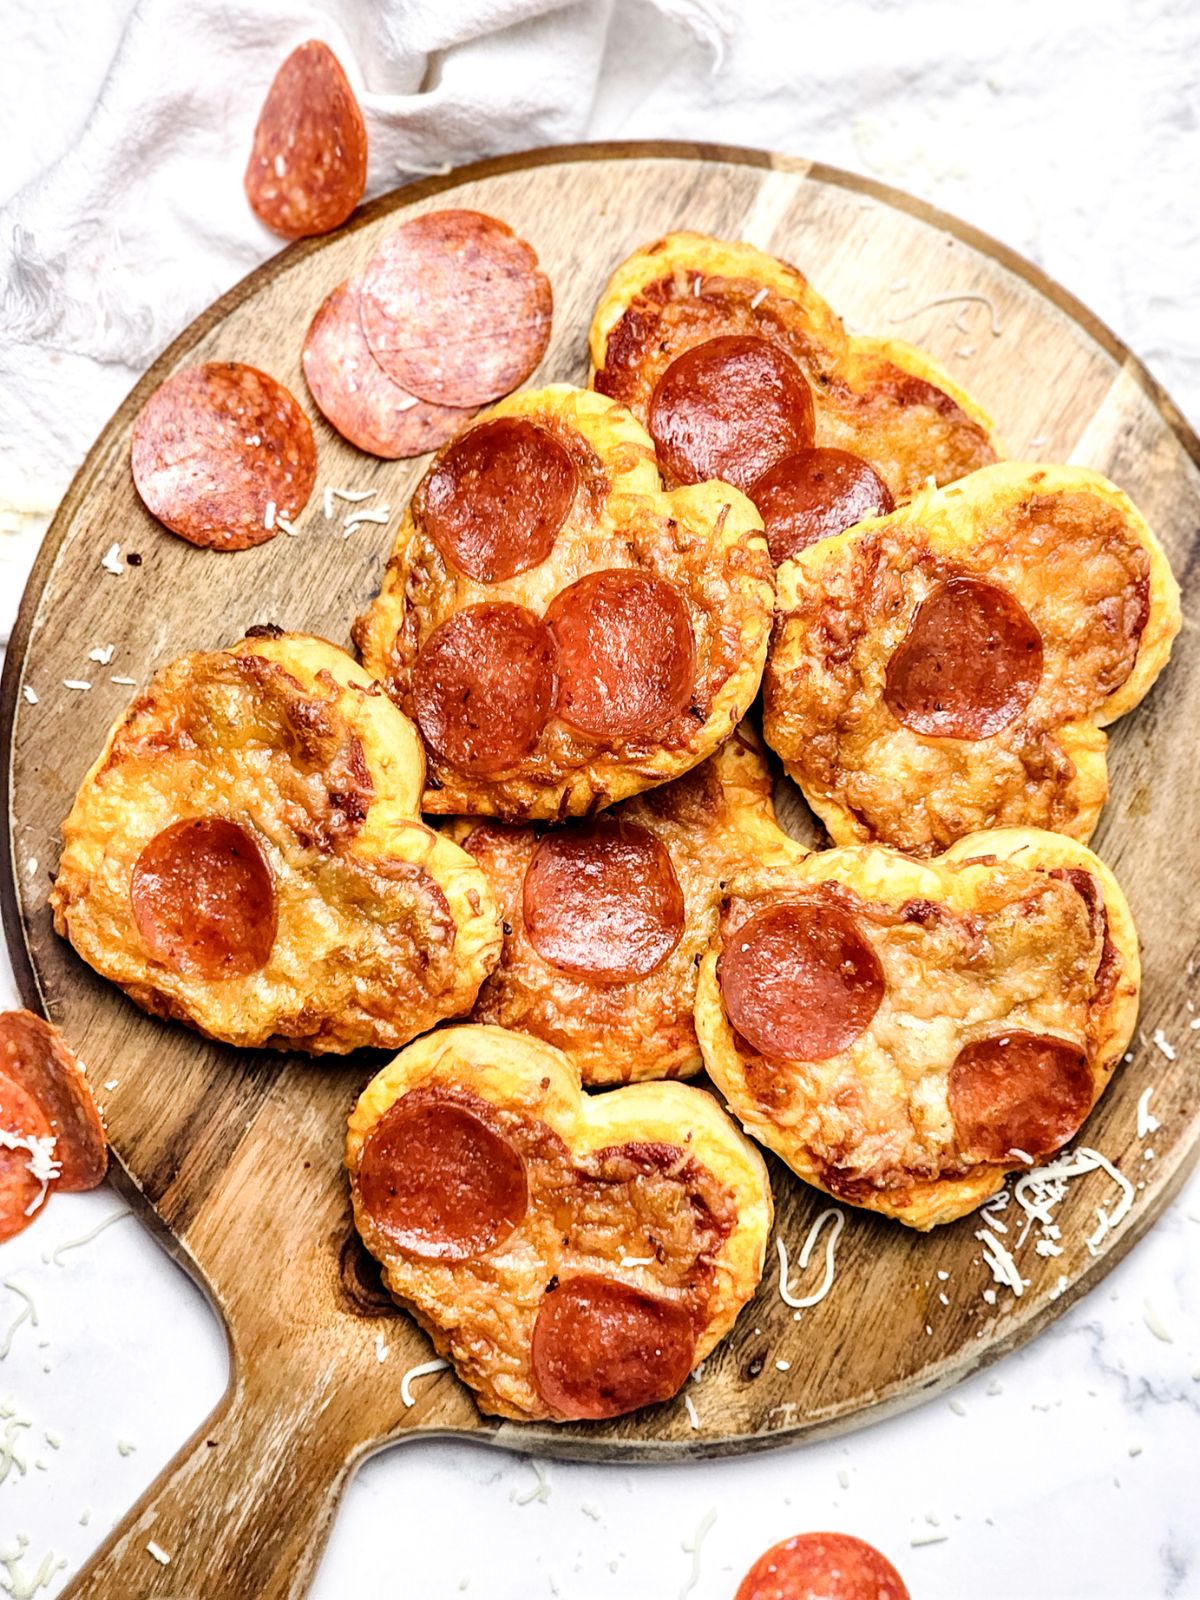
[764,462,1180,856]
[51,632,500,1053]
[353,384,774,820]
[696,827,1139,1229]
[348,1024,771,1422]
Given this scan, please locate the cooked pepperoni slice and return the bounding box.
[648,335,815,492]
[244,41,367,240]
[0,1073,56,1241]
[131,363,317,551]
[749,448,894,565]
[424,418,576,581]
[949,1033,1093,1163]
[0,1012,107,1192]
[358,1096,527,1258]
[360,210,553,408]
[522,823,684,981]
[735,1532,911,1600]
[531,1275,695,1419]
[302,279,471,459]
[131,818,276,980]
[719,902,884,1062]
[414,603,556,775]
[547,570,695,739]
[884,577,1043,740]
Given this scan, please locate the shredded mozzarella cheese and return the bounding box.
[776,1208,845,1310]
[399,1357,449,1407]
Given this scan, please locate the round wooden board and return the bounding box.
[3,143,1198,1599]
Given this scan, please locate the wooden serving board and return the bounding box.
[2,143,1198,1599]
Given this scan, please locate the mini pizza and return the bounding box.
[447,727,793,1085]
[736,1533,911,1600]
[696,827,1139,1229]
[347,1024,771,1422]
[765,462,1181,855]
[51,631,500,1054]
[354,384,774,819]
[589,230,998,546]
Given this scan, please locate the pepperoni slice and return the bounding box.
[357,1095,527,1258]
[0,1012,107,1192]
[735,1533,911,1600]
[244,41,367,240]
[884,577,1043,740]
[531,1275,695,1419]
[719,902,884,1062]
[131,818,277,980]
[749,448,895,566]
[949,1033,1093,1163]
[0,1073,56,1241]
[648,335,815,492]
[302,279,471,459]
[547,570,695,739]
[360,210,553,408]
[522,823,684,982]
[423,418,576,582]
[413,603,556,775]
[130,363,317,551]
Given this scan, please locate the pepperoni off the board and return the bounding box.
[695,827,1140,1229]
[353,384,774,820]
[735,1533,910,1600]
[346,1024,772,1422]
[764,461,1181,856]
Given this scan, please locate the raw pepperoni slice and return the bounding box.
[884,577,1043,740]
[531,1275,695,1419]
[547,570,695,739]
[244,41,367,240]
[131,363,317,551]
[358,1095,527,1258]
[424,418,576,582]
[522,823,684,981]
[949,1033,1093,1163]
[413,603,556,775]
[736,1532,911,1600]
[0,1012,107,1192]
[131,818,277,980]
[648,335,815,492]
[719,902,884,1061]
[749,448,894,566]
[0,1073,57,1241]
[302,279,471,459]
[360,210,552,408]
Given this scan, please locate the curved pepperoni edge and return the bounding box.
[130,817,278,982]
[359,209,553,408]
[0,1012,107,1193]
[883,576,1044,740]
[735,1533,911,1600]
[244,41,367,240]
[749,448,894,566]
[530,1274,696,1419]
[949,1032,1094,1163]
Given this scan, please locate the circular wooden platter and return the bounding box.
[3,143,1198,1600]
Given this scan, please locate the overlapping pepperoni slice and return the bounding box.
[949,1032,1093,1162]
[130,363,317,551]
[719,902,885,1062]
[0,1010,108,1199]
[735,1532,911,1600]
[0,1075,56,1242]
[884,576,1044,739]
[749,448,894,565]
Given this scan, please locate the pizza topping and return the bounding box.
[0,1074,57,1242]
[0,1011,107,1193]
[522,822,685,981]
[359,209,552,408]
[413,602,556,774]
[244,41,368,240]
[647,334,815,491]
[749,447,894,565]
[718,902,885,1061]
[530,1274,695,1419]
[883,576,1043,739]
[735,1532,911,1600]
[949,1032,1093,1163]
[424,417,576,581]
[131,817,277,980]
[130,363,317,551]
[547,569,695,738]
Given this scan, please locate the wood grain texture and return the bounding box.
[2,142,1197,1599]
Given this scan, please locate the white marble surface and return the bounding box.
[1,2,1199,1596]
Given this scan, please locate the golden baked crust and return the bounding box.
[764,462,1181,855]
[353,384,774,820]
[695,828,1139,1229]
[51,632,500,1053]
[346,1024,772,1421]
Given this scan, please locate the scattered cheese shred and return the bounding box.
[910,1532,949,1548]
[0,1403,32,1485]
[678,1507,717,1599]
[100,543,123,575]
[975,1228,1025,1298]
[49,1207,131,1266]
[275,514,299,537]
[263,499,276,531]
[111,675,137,686]
[776,1208,845,1310]
[749,287,768,309]
[1142,1299,1173,1343]
[0,1535,64,1599]
[87,645,115,665]
[512,1459,550,1505]
[21,686,37,706]
[62,680,91,692]
[683,1395,700,1431]
[887,290,1004,336]
[1151,1029,1176,1062]
[374,1332,388,1364]
[146,1540,171,1565]
[325,486,376,521]
[399,1357,449,1407]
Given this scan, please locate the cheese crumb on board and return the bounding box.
[62,680,91,692]
[101,543,123,575]
[146,1540,171,1565]
[87,645,115,665]
[399,1357,449,1408]
[887,290,1004,336]
[21,686,37,705]
[684,1395,699,1431]
[1151,1029,1176,1062]
[777,1208,845,1309]
[1136,1088,1160,1138]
